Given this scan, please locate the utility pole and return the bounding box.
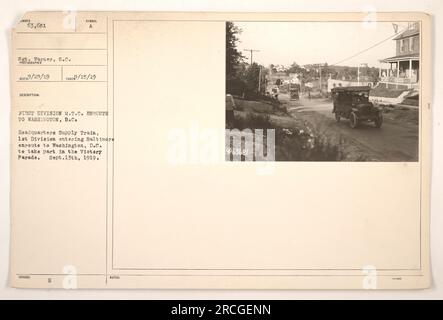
[303,63,326,95]
[358,63,368,85]
[244,49,260,65]
[304,63,326,94]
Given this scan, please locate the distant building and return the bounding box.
[378,22,420,89]
[275,64,287,72]
[266,71,290,85]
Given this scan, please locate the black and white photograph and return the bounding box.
[1,0,441,300]
[225,21,421,161]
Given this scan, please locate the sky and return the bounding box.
[234,21,410,68]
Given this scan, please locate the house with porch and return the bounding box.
[370,22,420,105]
[378,22,420,90]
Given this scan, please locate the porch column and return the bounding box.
[396,61,400,78]
[409,59,412,78]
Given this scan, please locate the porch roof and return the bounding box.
[380,53,419,63]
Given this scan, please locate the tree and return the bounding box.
[287,62,302,75]
[244,63,261,93]
[269,64,277,73]
[226,22,244,78]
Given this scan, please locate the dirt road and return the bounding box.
[282,94,419,161]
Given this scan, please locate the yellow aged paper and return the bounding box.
[9,11,431,289]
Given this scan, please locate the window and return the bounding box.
[412,36,419,52]
[401,38,409,53]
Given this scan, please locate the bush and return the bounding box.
[226,77,247,97]
[231,114,343,161]
[233,113,273,130]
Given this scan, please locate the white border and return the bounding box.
[1,0,442,299]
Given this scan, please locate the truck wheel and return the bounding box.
[374,114,383,128]
[349,112,359,129]
[335,113,341,122]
